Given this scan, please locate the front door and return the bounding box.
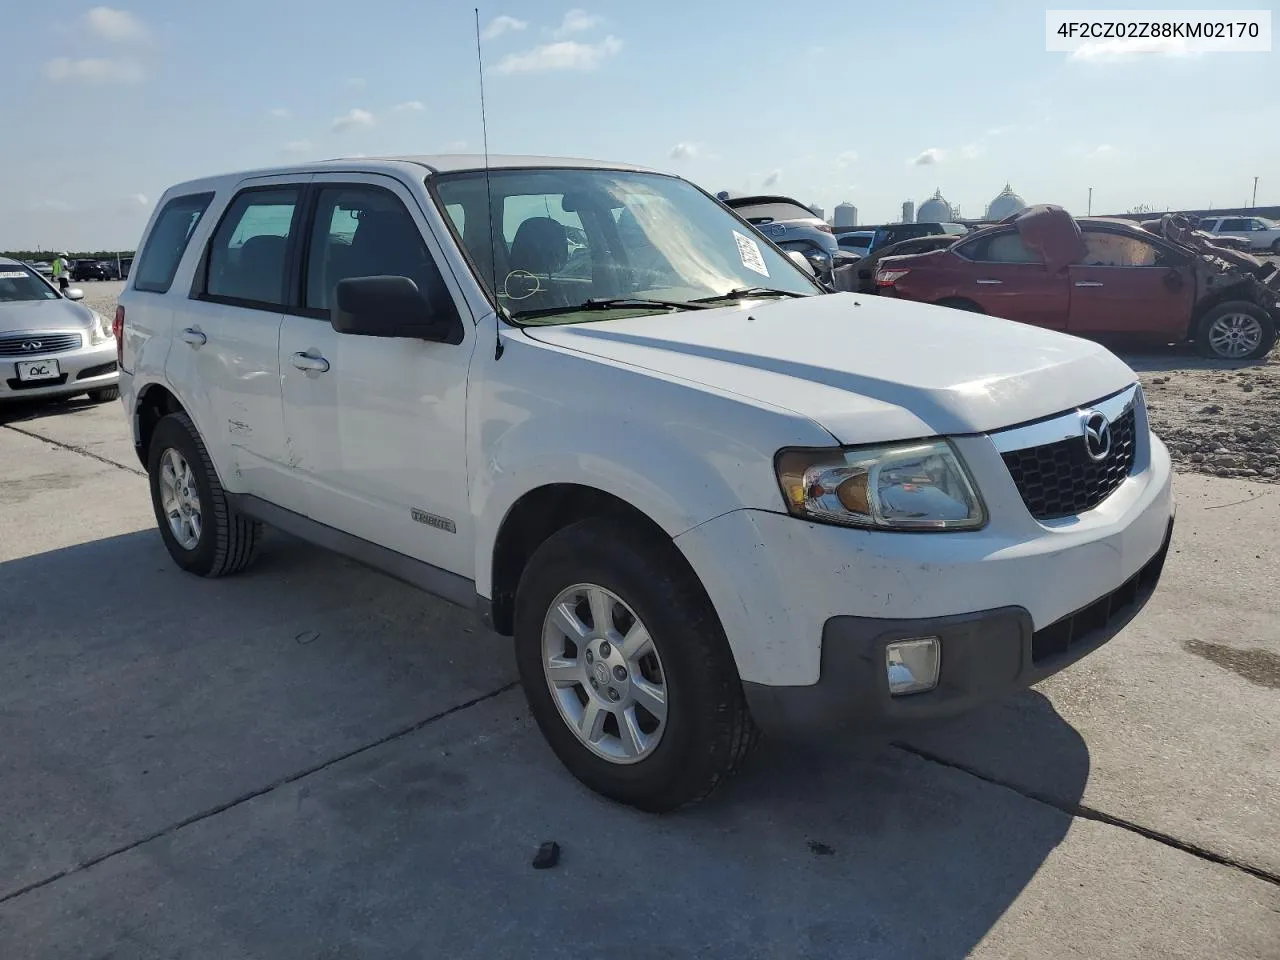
[1067,229,1194,340]
[953,229,1070,329]
[168,175,310,508]
[278,173,476,578]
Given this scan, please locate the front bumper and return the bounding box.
[742,518,1172,736]
[0,337,118,401]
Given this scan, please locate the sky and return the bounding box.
[3,0,1278,250]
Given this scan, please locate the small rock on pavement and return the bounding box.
[532,841,561,870]
[1242,382,1256,393]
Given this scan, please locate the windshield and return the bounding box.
[433,168,819,323]
[727,200,820,224]
[0,265,59,303]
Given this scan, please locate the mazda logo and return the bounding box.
[21,340,43,351]
[1082,411,1112,462]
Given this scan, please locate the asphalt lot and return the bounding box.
[1,363,1278,958]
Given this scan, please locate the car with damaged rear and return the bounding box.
[117,156,1174,812]
[875,205,1280,360]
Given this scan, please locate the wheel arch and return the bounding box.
[133,381,187,467]
[484,483,700,637]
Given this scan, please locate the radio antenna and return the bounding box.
[475,8,505,360]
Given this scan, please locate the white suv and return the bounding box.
[1198,215,1280,254]
[118,155,1175,810]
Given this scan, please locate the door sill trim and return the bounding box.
[228,494,477,610]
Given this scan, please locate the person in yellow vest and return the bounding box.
[51,252,71,292]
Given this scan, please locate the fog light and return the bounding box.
[886,637,940,695]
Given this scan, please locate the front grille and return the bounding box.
[1002,408,1136,520]
[0,332,83,357]
[1031,522,1171,664]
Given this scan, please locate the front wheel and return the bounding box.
[147,411,261,576]
[513,517,758,811]
[1195,301,1276,361]
[1271,238,1280,255]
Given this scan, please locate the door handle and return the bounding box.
[1074,281,1105,288]
[180,328,207,347]
[975,279,1002,285]
[290,352,330,373]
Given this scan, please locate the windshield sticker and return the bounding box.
[733,230,769,278]
[0,271,29,279]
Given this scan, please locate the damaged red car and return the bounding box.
[875,205,1280,360]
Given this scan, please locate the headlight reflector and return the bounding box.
[776,440,985,530]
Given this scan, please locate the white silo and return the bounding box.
[917,189,952,223]
[833,203,858,228]
[809,204,825,221]
[901,200,915,224]
[986,183,1027,221]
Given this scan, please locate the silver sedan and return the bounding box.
[0,258,119,404]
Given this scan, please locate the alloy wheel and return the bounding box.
[1208,312,1263,359]
[158,447,202,550]
[541,583,668,764]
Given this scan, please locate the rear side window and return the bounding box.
[204,187,302,307]
[961,231,1042,263]
[1220,218,1249,231]
[133,192,214,293]
[304,184,448,313]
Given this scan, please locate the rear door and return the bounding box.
[278,173,476,576]
[169,174,311,507]
[1216,217,1253,246]
[949,229,1070,329]
[1067,228,1194,340]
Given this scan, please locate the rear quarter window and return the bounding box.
[133,192,215,293]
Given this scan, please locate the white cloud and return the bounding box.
[84,7,148,43]
[442,139,468,152]
[495,35,622,74]
[393,100,425,113]
[268,107,289,118]
[960,142,983,160]
[1087,144,1115,160]
[1071,37,1197,62]
[332,108,375,132]
[346,76,366,88]
[30,199,76,213]
[762,169,781,188]
[910,147,943,166]
[482,15,528,40]
[669,142,697,160]
[282,140,313,155]
[552,9,603,38]
[836,150,859,167]
[130,193,148,205]
[44,57,143,84]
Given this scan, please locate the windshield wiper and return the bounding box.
[511,297,710,320]
[690,287,809,304]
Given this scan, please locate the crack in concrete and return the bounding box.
[894,741,1280,889]
[0,423,145,477]
[0,681,519,906]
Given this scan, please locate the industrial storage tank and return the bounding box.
[917,189,953,222]
[833,203,858,228]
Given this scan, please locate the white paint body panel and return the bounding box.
[119,156,1176,693]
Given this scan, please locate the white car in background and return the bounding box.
[0,257,119,403]
[1198,216,1280,255]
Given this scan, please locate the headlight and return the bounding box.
[775,440,986,531]
[87,310,113,344]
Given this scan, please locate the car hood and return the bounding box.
[522,293,1136,445]
[0,298,95,334]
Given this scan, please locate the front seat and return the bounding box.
[506,217,572,308]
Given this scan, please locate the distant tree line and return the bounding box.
[1,250,136,262]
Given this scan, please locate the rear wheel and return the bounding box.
[1271,238,1280,255]
[147,412,261,576]
[1196,301,1276,361]
[514,517,758,811]
[87,386,119,403]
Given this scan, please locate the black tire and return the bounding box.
[934,297,984,313]
[514,517,759,812]
[87,386,119,402]
[147,411,261,577]
[1195,301,1277,361]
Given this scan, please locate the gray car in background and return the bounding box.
[718,194,853,283]
[0,258,119,404]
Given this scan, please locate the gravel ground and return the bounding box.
[80,276,1280,482]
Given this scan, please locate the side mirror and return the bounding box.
[787,251,816,277]
[64,287,85,301]
[332,276,462,344]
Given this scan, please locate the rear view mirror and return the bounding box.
[65,287,85,301]
[332,276,463,344]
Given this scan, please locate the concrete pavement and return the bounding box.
[1,399,1277,959]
